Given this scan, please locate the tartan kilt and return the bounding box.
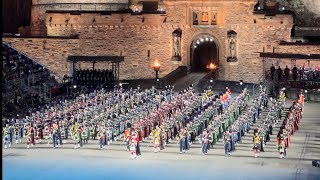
[253,143,261,150]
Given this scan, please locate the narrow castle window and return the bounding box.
[211,12,217,25]
[193,12,199,25]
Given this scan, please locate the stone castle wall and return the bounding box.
[6,0,319,83]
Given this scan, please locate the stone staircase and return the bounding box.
[217,107,289,157]
[250,109,287,148]
[212,108,274,153]
[172,72,208,92]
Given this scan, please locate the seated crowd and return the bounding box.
[2,43,44,80]
[2,43,59,118]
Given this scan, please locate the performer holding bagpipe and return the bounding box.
[25,125,32,149]
[30,124,36,146]
[159,126,165,150]
[8,124,14,145]
[34,125,41,144]
[14,124,23,144]
[39,121,44,140]
[13,125,18,145]
[52,123,59,149]
[124,125,132,151]
[133,121,141,142]
[105,127,113,146]
[199,130,210,155]
[129,139,137,160]
[177,128,187,154]
[185,126,191,150]
[90,124,96,140]
[138,120,144,142]
[43,123,51,140]
[71,123,81,149]
[78,124,84,147]
[279,90,286,103]
[252,131,261,158]
[298,92,305,113]
[81,124,89,144]
[3,125,11,149]
[152,126,161,153]
[132,130,141,156]
[60,122,67,143]
[97,126,106,149]
[277,136,286,159]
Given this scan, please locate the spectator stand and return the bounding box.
[3,42,64,83]
[2,43,64,118]
[67,55,124,90]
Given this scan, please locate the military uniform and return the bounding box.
[3,126,11,149]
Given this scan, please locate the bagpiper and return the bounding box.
[44,123,51,140]
[185,125,191,150]
[3,125,11,149]
[52,123,59,149]
[25,125,32,149]
[152,126,161,153]
[14,123,23,144]
[81,124,89,144]
[90,124,96,140]
[60,122,66,143]
[129,139,137,160]
[177,128,187,154]
[35,126,41,144]
[71,123,81,149]
[199,130,210,155]
[14,124,19,144]
[124,125,132,151]
[277,137,286,159]
[97,126,106,149]
[252,131,261,158]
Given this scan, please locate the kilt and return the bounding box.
[253,143,261,150]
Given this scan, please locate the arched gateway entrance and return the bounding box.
[190,34,219,72]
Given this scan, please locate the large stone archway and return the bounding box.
[188,34,221,72]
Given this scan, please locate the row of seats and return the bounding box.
[2,43,58,118]
[2,43,44,80]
